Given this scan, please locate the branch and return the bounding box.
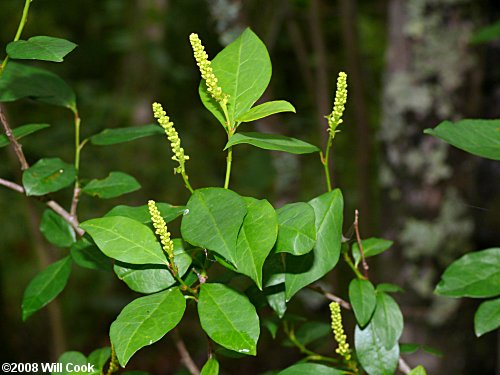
[307,284,351,310]
[354,209,369,278]
[172,328,200,375]
[70,186,81,218]
[0,177,24,193]
[398,357,411,374]
[0,104,29,170]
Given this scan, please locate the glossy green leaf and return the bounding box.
[376,283,404,293]
[114,239,191,294]
[198,283,260,355]
[435,248,500,298]
[110,287,186,366]
[265,284,287,318]
[56,351,89,375]
[277,363,345,375]
[372,293,404,349]
[233,197,278,289]
[87,347,111,373]
[474,297,500,337]
[399,343,443,357]
[80,216,168,266]
[199,28,271,126]
[22,157,76,196]
[294,321,331,346]
[355,322,399,375]
[181,188,247,265]
[236,100,296,123]
[200,357,219,375]
[22,256,72,321]
[349,279,376,327]
[471,20,500,44]
[82,172,141,199]
[7,36,77,62]
[0,123,50,148]
[0,61,76,110]
[352,237,393,267]
[424,119,500,160]
[70,237,112,271]
[40,209,76,248]
[275,202,316,256]
[90,125,164,146]
[408,365,427,375]
[105,202,185,224]
[225,132,320,155]
[284,189,343,301]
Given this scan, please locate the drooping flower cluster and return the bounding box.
[152,102,189,175]
[189,33,228,105]
[330,302,351,361]
[148,200,176,273]
[326,72,348,136]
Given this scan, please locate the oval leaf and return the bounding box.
[225,132,320,155]
[435,248,500,298]
[349,279,376,327]
[200,358,219,375]
[372,292,404,349]
[275,202,316,256]
[236,100,296,123]
[105,202,185,224]
[82,172,141,199]
[277,363,345,375]
[474,297,500,337]
[90,125,164,146]
[23,157,76,196]
[110,287,186,366]
[181,188,247,265]
[198,283,260,355]
[40,209,76,248]
[80,216,168,266]
[0,123,50,148]
[22,256,72,321]
[7,36,77,62]
[352,237,393,267]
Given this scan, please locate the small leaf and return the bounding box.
[349,279,376,327]
[352,237,393,267]
[90,125,164,146]
[355,322,399,375]
[105,203,185,224]
[225,132,320,155]
[198,283,260,355]
[22,256,72,321]
[110,287,186,366]
[40,209,76,248]
[262,316,280,339]
[236,100,296,123]
[82,172,141,199]
[435,248,500,298]
[0,123,50,148]
[293,321,331,346]
[277,363,345,375]
[70,237,112,271]
[408,365,427,375]
[474,297,500,337]
[80,216,168,266]
[376,283,404,293]
[22,157,76,196]
[56,351,89,375]
[471,20,500,44]
[275,202,316,256]
[399,343,443,357]
[200,358,219,375]
[372,292,404,349]
[424,119,500,160]
[7,36,77,62]
[87,347,111,372]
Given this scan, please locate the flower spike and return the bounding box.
[326,72,348,137]
[148,200,178,275]
[330,302,351,361]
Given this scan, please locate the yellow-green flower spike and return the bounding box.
[148,200,177,273]
[152,102,190,175]
[330,302,351,361]
[326,72,348,137]
[189,33,228,105]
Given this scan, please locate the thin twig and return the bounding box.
[0,105,29,170]
[172,328,200,375]
[70,186,81,218]
[307,285,351,310]
[354,209,369,278]
[398,357,411,374]
[0,177,24,193]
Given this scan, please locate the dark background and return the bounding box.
[0,0,499,374]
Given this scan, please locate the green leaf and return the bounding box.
[22,256,72,321]
[7,36,77,62]
[105,203,185,224]
[372,292,404,349]
[198,283,260,355]
[352,237,393,267]
[110,287,186,366]
[355,322,399,375]
[87,347,111,373]
[233,197,278,289]
[0,61,76,110]
[376,283,404,293]
[199,28,271,126]
[277,363,345,375]
[471,20,500,44]
[55,351,89,375]
[474,297,500,337]
[236,100,296,123]
[408,365,427,375]
[70,237,112,271]
[181,188,247,265]
[399,343,443,357]
[262,316,280,339]
[114,239,192,294]
[82,172,141,199]
[225,132,320,155]
[275,202,316,256]
[424,119,500,160]
[435,248,500,298]
[284,189,343,301]
[200,358,219,375]
[90,125,164,146]
[80,216,168,266]
[40,209,76,248]
[265,284,287,318]
[22,157,76,196]
[0,123,50,148]
[349,279,376,327]
[293,321,331,346]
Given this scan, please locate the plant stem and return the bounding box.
[172,328,200,375]
[343,252,366,280]
[0,0,32,79]
[221,102,233,189]
[322,138,333,191]
[181,170,194,193]
[0,105,29,170]
[71,109,82,219]
[354,209,369,278]
[307,285,351,310]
